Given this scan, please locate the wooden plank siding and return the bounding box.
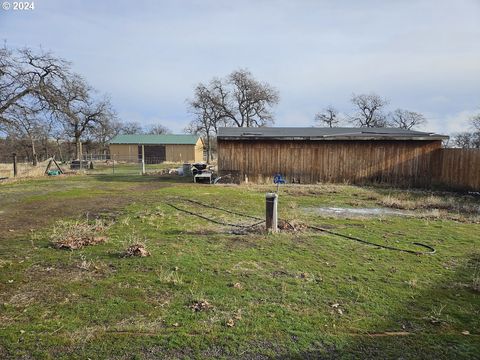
[218,139,443,187]
[109,144,138,160]
[431,148,480,191]
[165,144,196,162]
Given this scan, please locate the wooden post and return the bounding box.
[79,142,83,171]
[112,154,115,174]
[44,158,53,175]
[141,145,145,175]
[12,153,17,177]
[265,192,278,233]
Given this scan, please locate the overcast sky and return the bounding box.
[1,0,479,134]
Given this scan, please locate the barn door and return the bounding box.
[138,145,166,164]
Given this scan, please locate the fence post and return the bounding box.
[79,143,83,171]
[112,154,115,174]
[12,153,17,177]
[265,193,278,233]
[141,145,145,175]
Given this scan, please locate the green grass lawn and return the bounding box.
[0,175,479,359]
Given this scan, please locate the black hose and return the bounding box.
[167,198,436,255]
[180,198,263,221]
[166,202,265,228]
[306,224,435,255]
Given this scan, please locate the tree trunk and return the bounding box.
[206,135,211,164]
[43,137,49,159]
[56,139,64,162]
[75,136,82,160]
[31,138,38,166]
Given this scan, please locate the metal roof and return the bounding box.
[217,127,448,141]
[110,134,199,145]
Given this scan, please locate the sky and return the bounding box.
[1,0,479,135]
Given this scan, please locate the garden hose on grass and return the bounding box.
[181,198,264,221]
[167,202,265,229]
[305,224,435,255]
[167,197,436,255]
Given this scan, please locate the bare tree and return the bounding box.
[3,103,51,165]
[186,69,279,160]
[120,121,144,134]
[448,112,480,148]
[186,81,228,162]
[190,70,279,129]
[350,93,388,127]
[0,46,70,126]
[50,127,69,162]
[472,133,480,149]
[451,132,480,149]
[1,45,119,161]
[222,69,279,127]
[184,121,210,162]
[146,124,171,135]
[315,106,340,127]
[88,116,121,155]
[54,75,114,159]
[388,109,427,130]
[472,114,480,132]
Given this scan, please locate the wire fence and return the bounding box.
[0,157,53,178]
[78,154,183,175]
[0,153,189,178]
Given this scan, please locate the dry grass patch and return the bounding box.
[379,194,479,213]
[278,219,307,232]
[111,315,165,333]
[50,219,111,250]
[248,183,348,196]
[378,193,480,222]
[156,266,183,285]
[0,160,67,179]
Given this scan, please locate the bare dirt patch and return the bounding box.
[0,196,124,240]
[0,182,170,240]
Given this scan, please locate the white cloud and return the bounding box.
[1,0,479,134]
[429,110,479,135]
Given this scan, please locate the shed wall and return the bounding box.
[109,144,138,160]
[217,140,442,187]
[110,141,204,162]
[166,144,201,162]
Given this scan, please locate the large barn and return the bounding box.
[217,127,449,187]
[109,134,204,163]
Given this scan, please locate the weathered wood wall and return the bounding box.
[218,140,480,190]
[218,139,446,188]
[431,148,480,191]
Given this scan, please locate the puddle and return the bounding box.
[303,207,412,218]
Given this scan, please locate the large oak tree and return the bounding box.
[350,93,388,127]
[186,69,279,161]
